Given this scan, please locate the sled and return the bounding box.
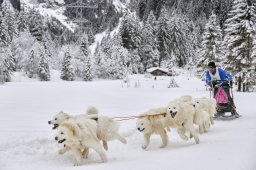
[213,114,242,121]
[211,80,241,120]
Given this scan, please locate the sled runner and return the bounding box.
[211,80,241,120]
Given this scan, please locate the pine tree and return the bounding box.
[139,11,160,71]
[79,34,93,81]
[29,9,44,42]
[60,48,75,81]
[93,42,106,78]
[109,33,130,79]
[17,10,29,32]
[120,13,141,50]
[1,0,18,43]
[0,11,11,47]
[197,12,223,72]
[223,0,256,91]
[26,50,37,78]
[38,49,50,81]
[157,8,171,66]
[0,51,12,82]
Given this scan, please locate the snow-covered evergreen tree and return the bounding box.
[120,13,141,50]
[60,48,74,81]
[157,8,171,66]
[0,11,11,47]
[1,0,18,43]
[0,49,13,82]
[29,9,44,42]
[223,0,256,91]
[168,15,196,67]
[109,33,130,79]
[25,50,37,78]
[197,12,223,72]
[93,42,105,78]
[139,11,160,71]
[77,34,93,81]
[38,49,50,81]
[17,10,29,32]
[95,33,130,79]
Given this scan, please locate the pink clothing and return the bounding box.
[215,87,228,104]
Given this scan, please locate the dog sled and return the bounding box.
[211,80,241,120]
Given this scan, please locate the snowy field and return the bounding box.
[0,71,256,170]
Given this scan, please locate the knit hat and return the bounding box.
[208,61,216,68]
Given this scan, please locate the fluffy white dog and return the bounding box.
[193,98,216,125]
[166,101,199,144]
[82,106,127,150]
[49,107,127,151]
[55,118,107,166]
[136,107,169,149]
[190,100,211,133]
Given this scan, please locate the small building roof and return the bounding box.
[146,67,168,73]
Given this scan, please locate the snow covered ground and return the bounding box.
[0,71,256,170]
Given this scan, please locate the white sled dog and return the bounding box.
[86,107,127,150]
[193,98,216,125]
[55,118,107,166]
[190,100,211,133]
[48,106,126,151]
[166,100,200,144]
[136,107,170,149]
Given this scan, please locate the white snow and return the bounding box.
[22,0,75,32]
[0,71,256,170]
[112,0,126,12]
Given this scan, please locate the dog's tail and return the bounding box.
[86,106,99,115]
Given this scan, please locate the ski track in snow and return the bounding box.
[0,72,256,170]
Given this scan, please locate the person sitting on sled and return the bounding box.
[205,61,240,118]
[205,61,232,87]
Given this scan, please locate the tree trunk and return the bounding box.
[238,75,242,92]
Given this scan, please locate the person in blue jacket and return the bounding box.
[205,61,233,87]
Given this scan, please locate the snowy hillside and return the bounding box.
[0,73,256,170]
[22,0,75,31]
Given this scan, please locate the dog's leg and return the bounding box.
[199,124,204,134]
[58,145,70,155]
[113,133,127,144]
[88,142,107,163]
[210,116,214,125]
[71,147,83,166]
[184,122,200,144]
[102,140,108,151]
[177,127,188,141]
[159,129,168,148]
[142,133,151,150]
[82,147,89,159]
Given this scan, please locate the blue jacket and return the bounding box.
[205,67,232,85]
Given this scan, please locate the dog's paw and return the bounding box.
[73,162,81,166]
[58,149,65,155]
[160,144,167,148]
[142,145,147,150]
[195,138,200,144]
[122,139,127,144]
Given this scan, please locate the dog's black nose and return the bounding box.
[137,128,140,131]
[193,104,196,107]
[55,137,58,141]
[48,121,51,124]
[170,111,173,114]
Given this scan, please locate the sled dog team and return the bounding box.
[48,95,216,166]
